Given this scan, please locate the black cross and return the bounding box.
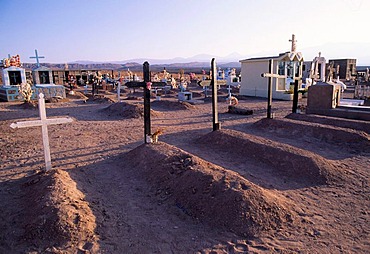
[197,58,220,131]
[125,62,166,143]
[211,58,220,131]
[261,59,300,116]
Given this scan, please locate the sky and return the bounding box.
[1,0,369,65]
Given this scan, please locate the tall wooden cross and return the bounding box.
[124,62,166,143]
[211,58,220,131]
[29,49,45,68]
[261,59,283,118]
[10,93,73,171]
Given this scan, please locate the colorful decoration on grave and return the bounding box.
[2,55,22,68]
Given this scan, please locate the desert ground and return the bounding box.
[0,84,369,254]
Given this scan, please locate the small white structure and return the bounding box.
[0,66,28,101]
[302,52,326,84]
[239,34,304,101]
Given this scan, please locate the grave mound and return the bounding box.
[253,118,370,152]
[198,129,340,185]
[104,102,161,118]
[87,95,115,104]
[151,100,196,110]
[285,113,370,134]
[124,142,295,237]
[20,169,98,252]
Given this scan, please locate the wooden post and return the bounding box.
[267,59,273,119]
[10,93,73,171]
[211,58,220,131]
[292,79,299,113]
[143,62,151,143]
[261,59,285,119]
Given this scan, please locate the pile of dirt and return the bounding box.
[66,91,88,102]
[103,102,161,118]
[86,95,115,104]
[20,170,98,253]
[198,129,340,185]
[253,118,370,152]
[151,100,196,110]
[285,113,370,134]
[124,142,295,237]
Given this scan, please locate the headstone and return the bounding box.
[10,93,73,171]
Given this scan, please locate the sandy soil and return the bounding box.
[0,85,369,253]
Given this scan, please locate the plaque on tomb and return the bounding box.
[39,71,50,84]
[8,71,22,85]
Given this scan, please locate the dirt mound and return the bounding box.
[124,142,295,237]
[20,170,98,253]
[253,118,370,152]
[86,94,115,103]
[198,129,340,185]
[151,100,196,110]
[104,102,161,118]
[285,113,370,134]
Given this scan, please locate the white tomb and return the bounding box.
[239,34,304,101]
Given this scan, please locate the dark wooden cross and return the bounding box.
[125,62,166,143]
[211,58,220,131]
[261,59,300,116]
[261,59,282,119]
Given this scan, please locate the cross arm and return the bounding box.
[125,81,167,88]
[198,80,211,87]
[10,118,73,129]
[261,73,285,78]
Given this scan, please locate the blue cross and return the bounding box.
[29,49,45,68]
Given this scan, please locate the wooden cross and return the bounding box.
[124,62,166,143]
[211,58,220,131]
[10,93,73,171]
[29,49,45,68]
[261,59,284,118]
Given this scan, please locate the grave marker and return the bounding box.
[261,59,277,119]
[29,49,45,68]
[211,58,221,131]
[10,93,73,171]
[125,62,166,143]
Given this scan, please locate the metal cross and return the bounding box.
[29,49,45,68]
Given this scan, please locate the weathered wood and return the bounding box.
[211,58,220,131]
[10,93,73,171]
[123,63,166,144]
[292,79,299,113]
[261,59,275,119]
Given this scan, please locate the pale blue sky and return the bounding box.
[1,0,369,64]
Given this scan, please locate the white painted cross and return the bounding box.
[10,93,73,171]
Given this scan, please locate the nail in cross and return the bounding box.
[125,62,166,143]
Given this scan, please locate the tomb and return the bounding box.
[30,50,66,100]
[306,82,341,113]
[239,34,304,101]
[302,52,327,85]
[0,63,29,101]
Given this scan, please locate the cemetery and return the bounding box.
[0,55,369,254]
